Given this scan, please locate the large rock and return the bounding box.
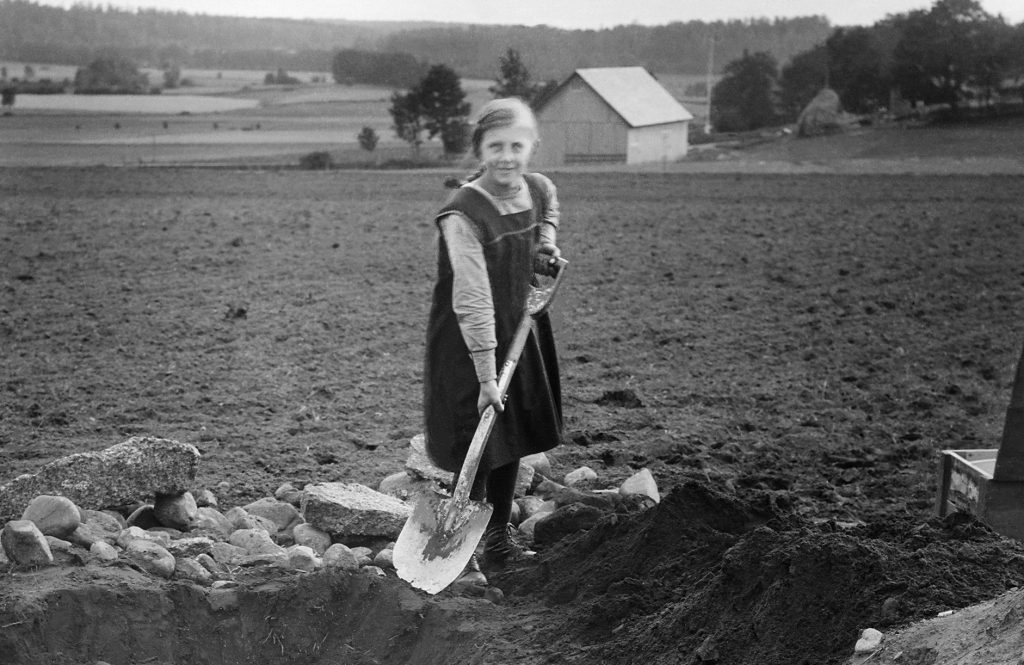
[242,497,303,534]
[2,520,54,566]
[301,483,410,539]
[21,495,82,539]
[154,492,198,531]
[0,437,200,522]
[124,540,175,578]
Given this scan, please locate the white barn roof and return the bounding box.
[575,67,694,128]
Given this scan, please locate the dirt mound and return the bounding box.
[498,481,1024,665]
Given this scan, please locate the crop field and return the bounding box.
[3,60,1024,664]
[0,69,497,167]
[2,163,1024,664]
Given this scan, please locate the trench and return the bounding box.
[0,566,491,665]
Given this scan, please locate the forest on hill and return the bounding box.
[0,0,832,78]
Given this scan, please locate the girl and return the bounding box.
[423,97,563,584]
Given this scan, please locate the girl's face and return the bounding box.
[477,124,536,194]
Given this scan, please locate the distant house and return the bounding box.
[532,67,693,167]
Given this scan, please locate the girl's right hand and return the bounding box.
[478,380,504,415]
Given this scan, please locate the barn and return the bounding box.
[532,66,693,167]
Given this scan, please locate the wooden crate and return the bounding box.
[937,448,1024,540]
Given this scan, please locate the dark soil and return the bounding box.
[2,167,1024,664]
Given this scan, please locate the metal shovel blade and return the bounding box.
[393,493,493,594]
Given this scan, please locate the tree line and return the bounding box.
[712,0,1024,132]
[0,0,831,79]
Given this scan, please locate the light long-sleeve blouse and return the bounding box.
[439,174,559,382]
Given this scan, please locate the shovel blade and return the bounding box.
[394,494,492,594]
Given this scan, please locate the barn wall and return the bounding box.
[535,79,628,167]
[626,122,690,164]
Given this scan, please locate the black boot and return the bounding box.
[481,523,535,570]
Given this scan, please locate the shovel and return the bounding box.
[395,257,568,594]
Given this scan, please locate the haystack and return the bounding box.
[796,88,848,138]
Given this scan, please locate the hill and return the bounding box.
[0,0,833,78]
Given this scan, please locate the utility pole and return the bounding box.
[704,34,715,136]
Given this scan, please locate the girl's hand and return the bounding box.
[478,380,504,415]
[534,243,561,276]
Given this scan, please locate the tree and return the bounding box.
[357,126,379,153]
[389,89,427,157]
[891,0,1011,113]
[1,86,15,115]
[74,55,149,94]
[417,64,471,156]
[825,26,894,114]
[490,48,538,101]
[779,44,829,121]
[389,64,471,158]
[711,50,779,132]
[163,64,181,89]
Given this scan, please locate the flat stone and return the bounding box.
[323,543,359,571]
[292,523,332,555]
[228,528,285,557]
[854,628,884,653]
[124,540,175,578]
[210,541,247,566]
[166,536,216,558]
[515,463,535,498]
[274,482,304,507]
[196,552,229,576]
[11,538,51,570]
[224,507,276,534]
[405,434,451,485]
[154,492,199,531]
[301,483,410,539]
[174,556,213,585]
[373,548,394,569]
[520,452,552,478]
[242,497,303,534]
[564,466,598,487]
[619,468,660,503]
[116,526,171,549]
[284,545,319,572]
[193,488,218,508]
[90,541,118,562]
[21,495,82,539]
[0,437,200,522]
[83,509,124,535]
[378,471,444,503]
[192,506,234,539]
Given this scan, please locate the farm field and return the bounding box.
[0,74,497,167]
[2,167,1024,664]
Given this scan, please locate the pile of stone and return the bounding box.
[0,435,659,592]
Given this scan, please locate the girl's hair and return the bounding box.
[446,97,538,189]
[470,97,538,159]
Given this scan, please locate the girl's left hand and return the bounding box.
[535,243,561,276]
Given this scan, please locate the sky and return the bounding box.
[43,0,1024,29]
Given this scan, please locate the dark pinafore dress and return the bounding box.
[423,174,563,474]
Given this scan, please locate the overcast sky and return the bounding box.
[42,0,1024,28]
